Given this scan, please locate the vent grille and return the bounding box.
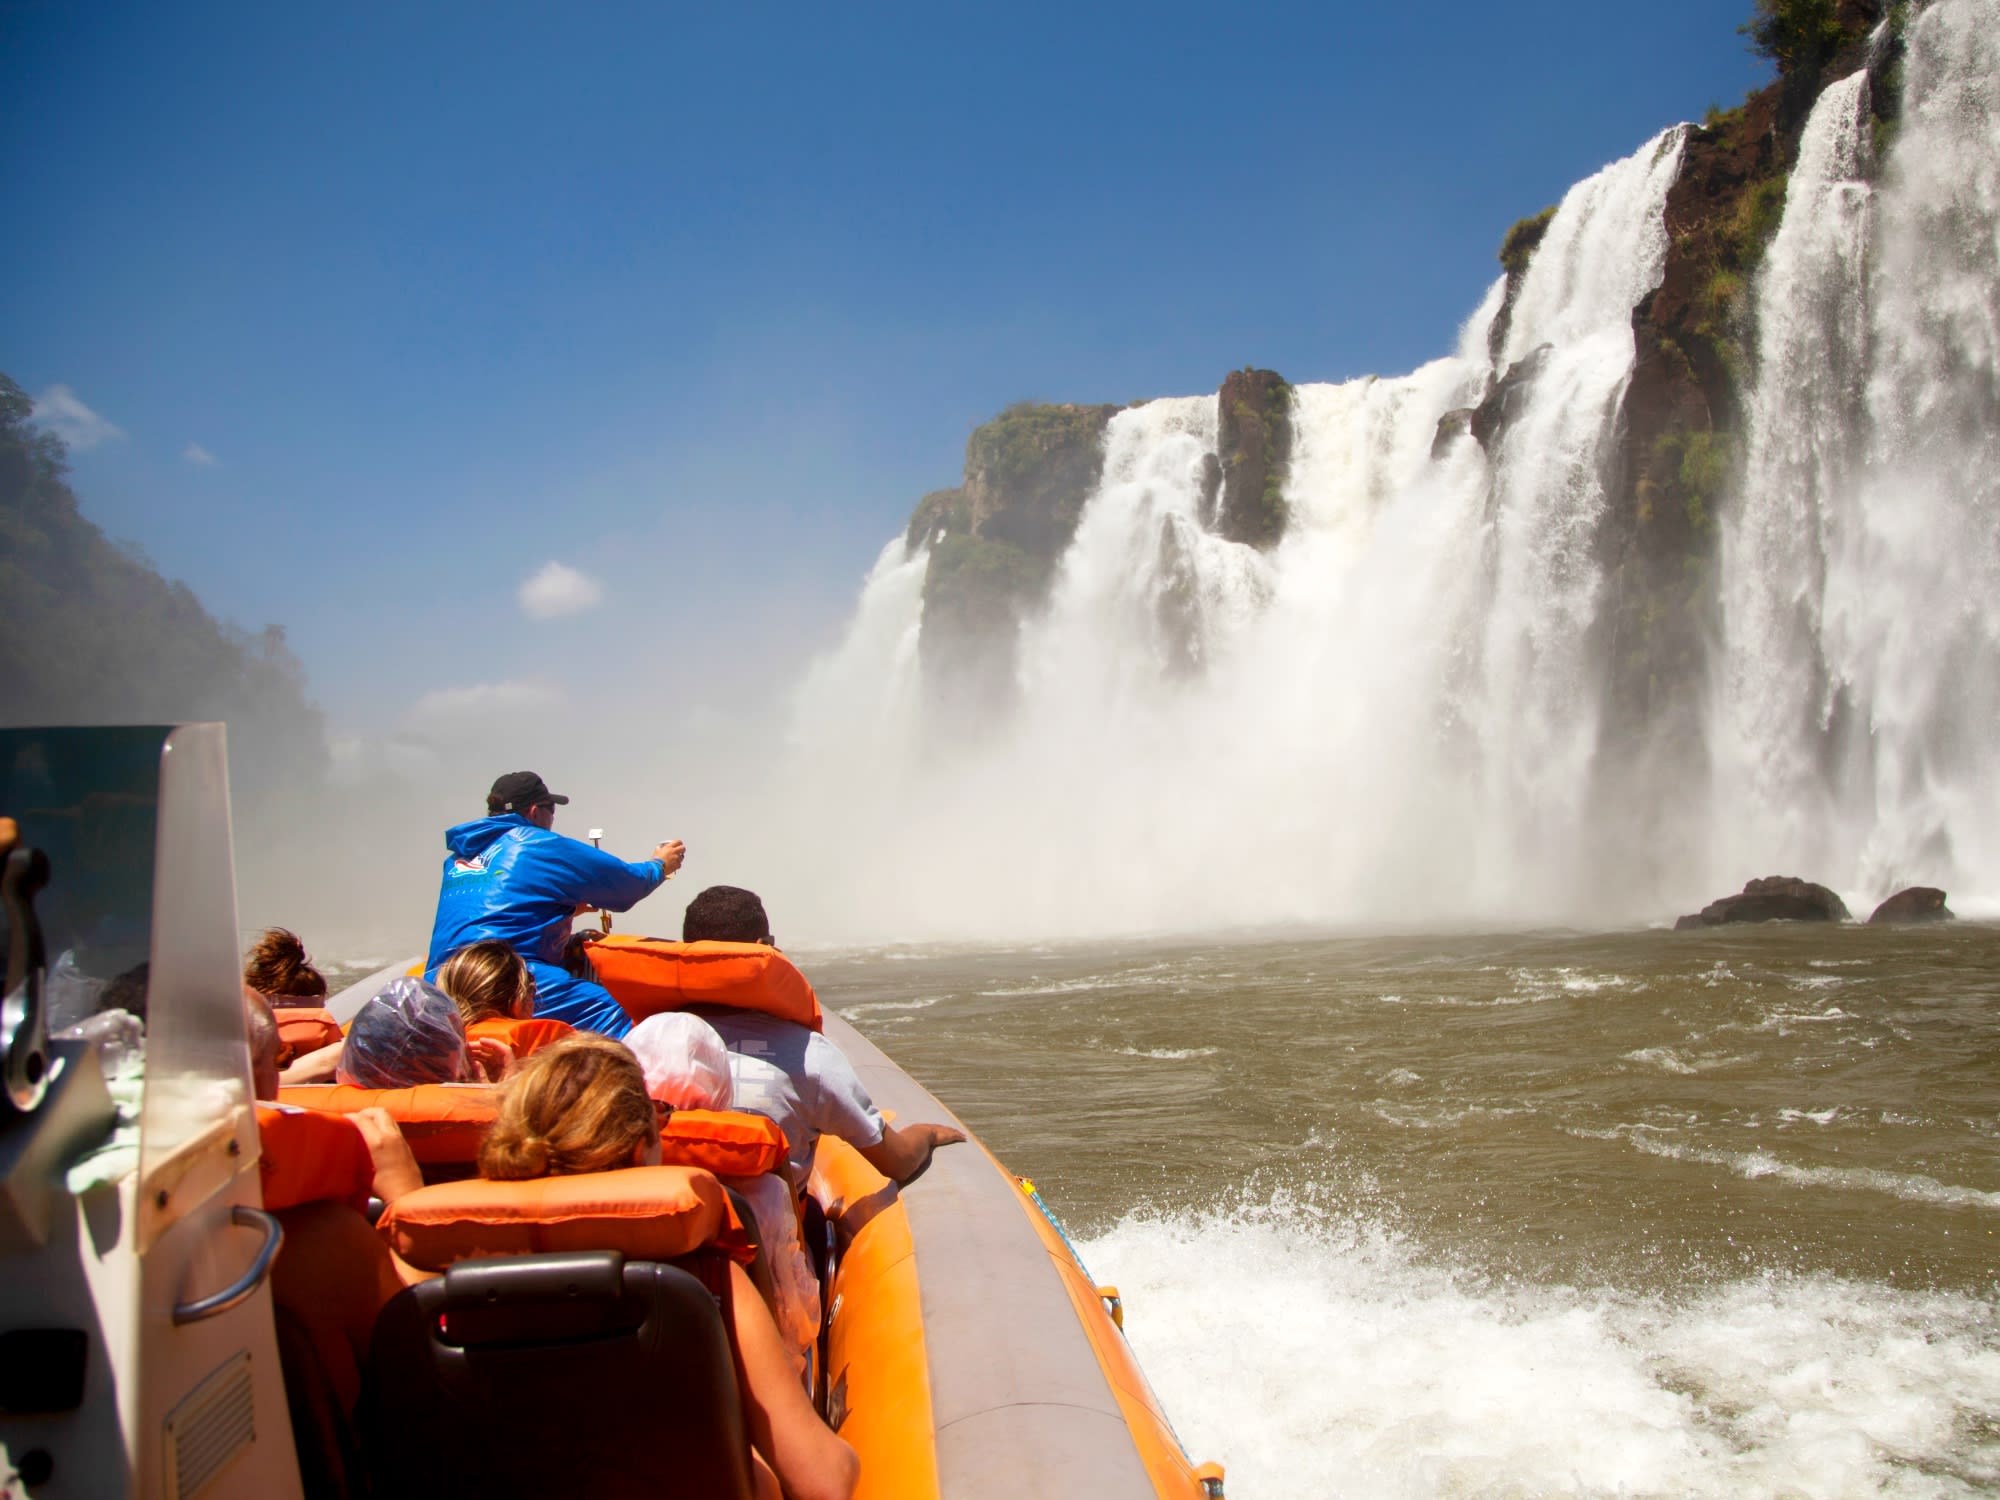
[165,1351,255,1499]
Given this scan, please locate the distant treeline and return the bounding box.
[0,372,325,801]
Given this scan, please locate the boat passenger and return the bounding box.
[424,770,686,1038]
[628,1011,824,1377]
[335,975,511,1089]
[245,987,413,1495]
[244,926,328,1004]
[682,885,966,1194]
[435,939,536,1022]
[481,1035,858,1500]
[248,986,425,1206]
[245,984,285,1100]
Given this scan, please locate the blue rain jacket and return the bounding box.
[425,814,666,1037]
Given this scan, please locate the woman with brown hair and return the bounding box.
[244,927,328,1003]
[479,1037,856,1500]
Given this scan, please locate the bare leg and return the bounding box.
[723,1262,858,1500]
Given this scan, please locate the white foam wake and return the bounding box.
[1082,1196,2000,1499]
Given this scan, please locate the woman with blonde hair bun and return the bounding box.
[435,940,537,1025]
[479,1035,656,1180]
[475,1035,856,1500]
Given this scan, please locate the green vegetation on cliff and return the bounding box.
[1498,207,1558,277]
[903,487,969,554]
[1741,0,1853,75]
[962,402,1120,557]
[0,373,324,795]
[909,401,1119,709]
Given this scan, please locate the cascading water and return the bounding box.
[1717,0,2000,911]
[779,129,1689,942]
[784,0,1998,942]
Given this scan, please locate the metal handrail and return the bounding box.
[172,1206,285,1325]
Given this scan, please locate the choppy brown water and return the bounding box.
[811,922,2000,1294]
[805,922,2000,1497]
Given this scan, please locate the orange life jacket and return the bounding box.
[255,1103,376,1215]
[585,937,824,1032]
[272,1006,343,1064]
[658,1108,788,1179]
[278,1082,501,1165]
[465,1015,575,1059]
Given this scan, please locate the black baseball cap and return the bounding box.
[488,771,570,812]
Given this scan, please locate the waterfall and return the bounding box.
[781,0,1999,941]
[1717,0,2000,910]
[774,128,1690,942]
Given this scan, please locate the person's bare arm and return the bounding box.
[346,1107,424,1206]
[858,1120,967,1186]
[279,1041,343,1086]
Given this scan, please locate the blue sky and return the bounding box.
[4,0,1769,751]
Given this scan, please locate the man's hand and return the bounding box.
[652,839,687,877]
[859,1120,968,1186]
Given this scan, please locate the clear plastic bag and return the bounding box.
[336,976,471,1089]
[56,1006,145,1082]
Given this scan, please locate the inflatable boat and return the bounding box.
[0,724,1221,1498]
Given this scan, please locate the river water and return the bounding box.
[808,922,2000,1498]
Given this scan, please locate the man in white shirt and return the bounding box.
[680,885,964,1195]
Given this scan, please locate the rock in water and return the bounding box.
[1867,887,1954,925]
[1674,876,1852,929]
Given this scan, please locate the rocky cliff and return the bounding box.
[896,0,1897,734]
[908,381,1294,716]
[1599,0,1900,755]
[909,402,1118,715]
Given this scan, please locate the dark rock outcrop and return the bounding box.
[1196,452,1223,529]
[1431,408,1474,460]
[1469,346,1550,451]
[1214,368,1293,549]
[909,403,1118,721]
[1675,876,1852,929]
[961,402,1122,559]
[1867,887,1954,925]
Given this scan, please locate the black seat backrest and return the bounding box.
[359,1250,754,1500]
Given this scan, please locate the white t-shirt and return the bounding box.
[691,1007,885,1194]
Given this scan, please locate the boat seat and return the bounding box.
[359,1249,755,1500]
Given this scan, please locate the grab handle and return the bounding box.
[172,1207,285,1325]
[1,841,52,1115]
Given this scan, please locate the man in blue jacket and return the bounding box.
[425,771,685,1036]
